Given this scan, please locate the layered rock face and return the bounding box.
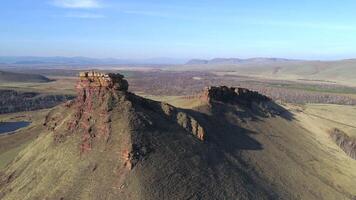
[201,86,271,105]
[74,72,130,152]
[46,71,127,153]
[199,86,284,117]
[78,71,128,91]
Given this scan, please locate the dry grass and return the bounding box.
[300,104,356,137]
[146,96,356,199]
[0,109,50,170]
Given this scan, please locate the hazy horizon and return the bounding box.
[1,55,356,65]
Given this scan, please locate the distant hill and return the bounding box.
[183,58,356,86]
[0,70,51,83]
[186,57,297,65]
[0,56,187,65]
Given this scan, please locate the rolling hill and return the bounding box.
[0,72,355,200]
[183,58,356,86]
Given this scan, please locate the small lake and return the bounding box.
[0,121,31,135]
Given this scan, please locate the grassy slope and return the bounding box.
[181,60,356,86]
[0,76,77,170]
[154,96,356,199]
[299,104,356,137]
[0,109,50,170]
[0,93,275,199]
[0,94,355,199]
[0,141,31,170]
[142,95,202,109]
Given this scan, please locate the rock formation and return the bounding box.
[199,86,284,117]
[160,102,205,141]
[200,86,271,105]
[44,71,206,164]
[78,71,128,91]
[45,71,127,153]
[329,128,356,159]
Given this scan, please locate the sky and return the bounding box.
[1,0,356,60]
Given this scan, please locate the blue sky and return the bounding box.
[1,0,356,60]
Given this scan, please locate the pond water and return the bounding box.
[0,121,31,135]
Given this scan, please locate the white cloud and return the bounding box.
[52,0,102,9]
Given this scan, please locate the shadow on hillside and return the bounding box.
[186,100,295,152]
[129,92,294,153]
[185,106,263,151]
[209,100,295,121]
[129,95,286,199]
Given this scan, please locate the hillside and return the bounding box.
[0,70,51,83]
[183,59,356,86]
[0,72,355,200]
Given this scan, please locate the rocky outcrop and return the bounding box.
[160,102,205,141]
[44,71,206,169]
[200,86,271,105]
[127,95,206,141]
[329,128,356,160]
[69,72,128,152]
[199,86,286,118]
[45,71,127,152]
[78,71,128,91]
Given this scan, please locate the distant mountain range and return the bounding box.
[1,56,353,68]
[0,56,188,65]
[186,57,299,65]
